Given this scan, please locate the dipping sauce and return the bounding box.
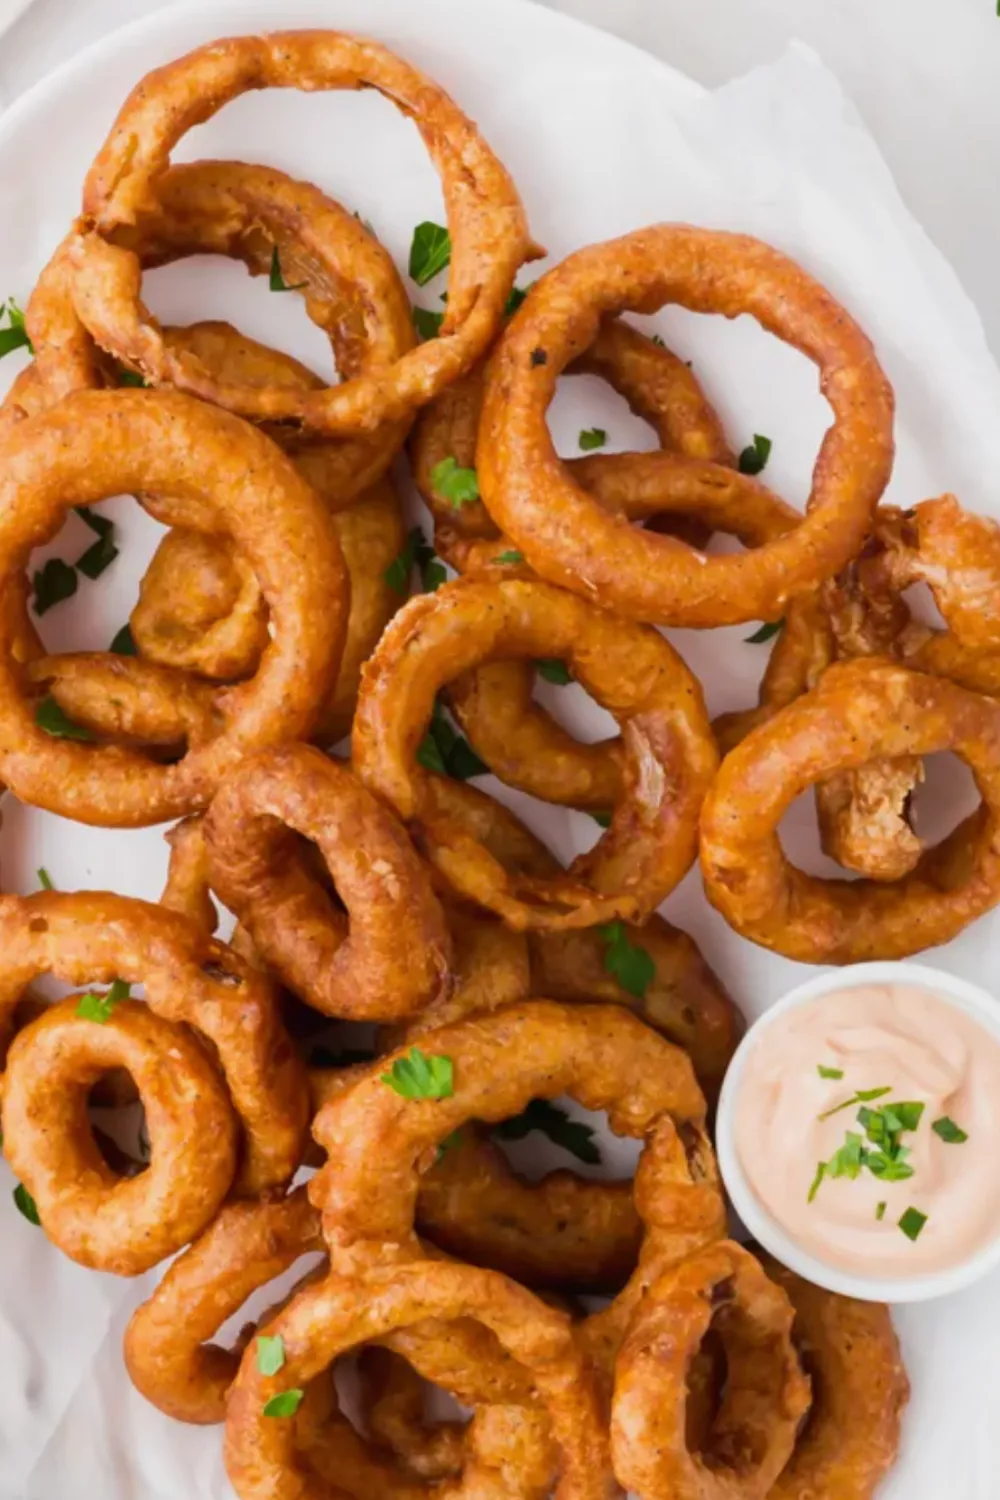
[735,982,1000,1277]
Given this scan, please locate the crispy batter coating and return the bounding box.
[611,1241,811,1500]
[701,658,1000,961]
[135,472,406,745]
[29,159,413,468]
[408,777,741,1098]
[25,652,221,749]
[442,463,794,811]
[412,318,731,573]
[416,335,791,810]
[124,1187,325,1422]
[311,1001,724,1389]
[223,1261,615,1500]
[881,494,1000,654]
[1,996,238,1274]
[478,226,894,627]
[0,891,307,1194]
[72,33,532,433]
[352,577,718,928]
[357,1346,466,1481]
[0,390,346,825]
[759,1253,909,1500]
[204,745,452,1021]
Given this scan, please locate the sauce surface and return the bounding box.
[735,982,1000,1276]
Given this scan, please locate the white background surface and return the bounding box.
[1,0,1000,1496]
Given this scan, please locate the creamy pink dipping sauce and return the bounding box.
[735,983,1000,1277]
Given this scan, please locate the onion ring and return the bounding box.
[24,652,221,750]
[31,159,413,469]
[758,1251,909,1499]
[203,744,452,1021]
[0,994,238,1274]
[610,1240,811,1500]
[357,1347,465,1481]
[222,1259,612,1500]
[72,32,532,433]
[0,890,307,1193]
[0,389,346,826]
[135,475,405,745]
[446,465,798,809]
[124,1186,325,1422]
[879,494,1000,653]
[404,775,741,1098]
[700,656,1000,961]
[412,317,731,573]
[311,1000,725,1382]
[130,528,270,683]
[352,576,718,928]
[478,225,894,627]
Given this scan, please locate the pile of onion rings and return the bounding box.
[11,19,989,1498]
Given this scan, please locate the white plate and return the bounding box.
[1,1,1000,1495]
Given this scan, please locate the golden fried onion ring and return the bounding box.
[1,993,239,1275]
[352,577,718,928]
[0,890,307,1194]
[0,390,346,826]
[758,1252,909,1500]
[611,1240,811,1500]
[478,226,894,627]
[72,32,532,433]
[203,745,452,1021]
[223,1259,611,1500]
[701,657,1000,961]
[311,1001,725,1382]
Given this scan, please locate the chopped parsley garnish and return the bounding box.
[650,333,666,348]
[932,1116,968,1144]
[737,433,772,476]
[32,557,78,616]
[597,921,655,999]
[409,221,451,286]
[876,1201,887,1221]
[505,285,527,318]
[0,298,31,359]
[76,529,119,581]
[262,1390,305,1418]
[36,868,54,891]
[385,527,446,594]
[35,696,93,741]
[380,1046,454,1100]
[493,549,524,565]
[416,699,488,781]
[535,659,572,685]
[811,1090,929,1200]
[115,365,147,387]
[12,1183,40,1225]
[256,1336,285,1376]
[817,1064,845,1079]
[430,455,479,508]
[745,620,784,644]
[494,1098,601,1165]
[268,247,307,292]
[589,810,612,828]
[412,305,444,341]
[110,624,137,656]
[578,427,607,451]
[818,1086,892,1121]
[76,979,130,1024]
[898,1207,927,1242]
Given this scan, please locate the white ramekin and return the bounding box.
[716,959,1000,1303]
